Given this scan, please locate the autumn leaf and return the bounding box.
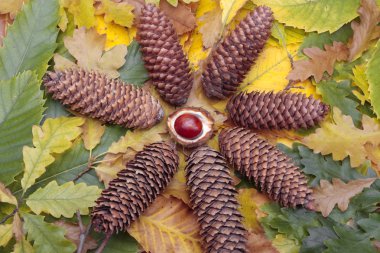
[98,0,135,27]
[220,0,248,25]
[0,224,13,247]
[314,178,376,217]
[247,232,279,253]
[0,182,17,205]
[302,108,380,167]
[21,117,84,193]
[287,41,349,82]
[349,0,380,61]
[81,119,105,151]
[61,0,96,28]
[198,4,223,48]
[12,213,23,242]
[55,27,128,78]
[54,221,97,253]
[0,0,25,18]
[351,64,370,105]
[367,39,380,118]
[128,196,202,253]
[12,237,34,253]
[159,0,196,35]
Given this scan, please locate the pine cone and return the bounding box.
[227,91,329,130]
[137,4,193,106]
[91,142,179,234]
[219,127,314,209]
[185,146,247,253]
[43,69,164,129]
[201,6,273,100]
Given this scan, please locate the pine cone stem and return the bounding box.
[227,91,329,130]
[91,142,179,234]
[138,4,193,106]
[43,69,164,129]
[185,146,247,253]
[219,127,314,210]
[201,6,273,99]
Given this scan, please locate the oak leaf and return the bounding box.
[128,196,202,253]
[159,0,196,35]
[81,119,105,151]
[314,178,376,217]
[0,182,17,205]
[55,27,128,78]
[247,232,279,253]
[349,0,380,61]
[287,41,349,82]
[98,0,135,27]
[0,224,13,247]
[12,213,23,241]
[198,4,223,48]
[302,108,380,167]
[61,0,95,28]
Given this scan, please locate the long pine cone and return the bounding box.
[138,4,193,106]
[201,6,273,99]
[185,146,247,253]
[91,142,179,234]
[227,91,329,130]
[219,127,314,209]
[43,69,163,129]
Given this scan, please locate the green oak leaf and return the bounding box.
[367,39,380,118]
[300,227,337,253]
[357,213,380,240]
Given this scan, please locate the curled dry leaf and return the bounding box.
[287,41,349,82]
[313,178,376,217]
[349,0,380,61]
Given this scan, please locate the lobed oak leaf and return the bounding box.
[313,178,376,217]
[351,64,370,105]
[247,231,279,253]
[367,39,380,118]
[61,0,95,28]
[98,0,135,27]
[302,108,380,167]
[287,41,349,82]
[0,182,17,205]
[12,213,23,242]
[159,0,196,35]
[128,196,202,253]
[349,0,380,61]
[12,237,34,253]
[0,224,13,247]
[81,119,105,151]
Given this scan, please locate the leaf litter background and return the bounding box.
[0,0,380,252]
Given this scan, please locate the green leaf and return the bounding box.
[0,71,44,186]
[102,233,139,253]
[317,80,362,126]
[0,224,13,247]
[366,39,380,118]
[324,225,377,253]
[12,237,34,253]
[300,227,337,253]
[43,96,71,119]
[118,40,149,86]
[0,0,59,80]
[23,214,75,253]
[21,117,85,193]
[26,181,101,218]
[357,213,380,240]
[252,0,360,33]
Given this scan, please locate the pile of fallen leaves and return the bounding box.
[0,0,380,252]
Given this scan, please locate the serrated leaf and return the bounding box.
[252,0,360,33]
[23,214,76,253]
[0,71,44,186]
[21,117,85,193]
[367,39,380,118]
[100,0,135,27]
[220,0,249,25]
[272,234,300,253]
[12,237,34,253]
[0,224,13,247]
[357,213,380,240]
[314,178,376,217]
[0,0,59,80]
[300,227,337,253]
[0,182,17,205]
[26,181,101,218]
[128,196,202,253]
[118,40,149,86]
[81,119,105,151]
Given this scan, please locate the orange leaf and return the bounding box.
[247,231,279,253]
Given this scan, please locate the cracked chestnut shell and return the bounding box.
[167,107,214,148]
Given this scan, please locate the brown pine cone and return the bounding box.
[91,142,179,234]
[43,68,163,129]
[185,146,247,253]
[219,127,314,210]
[137,4,193,106]
[201,6,273,100]
[227,91,329,130]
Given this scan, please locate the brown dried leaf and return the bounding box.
[12,213,23,241]
[199,5,223,48]
[314,178,376,217]
[0,14,10,46]
[159,0,196,35]
[287,41,349,82]
[349,0,380,61]
[247,231,279,253]
[54,221,97,253]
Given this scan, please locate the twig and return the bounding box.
[0,207,18,225]
[95,233,112,253]
[76,211,93,253]
[73,156,95,183]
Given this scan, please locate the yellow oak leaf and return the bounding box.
[62,0,95,28]
[99,0,135,27]
[0,182,17,205]
[56,27,128,78]
[351,64,370,104]
[128,196,202,253]
[314,178,376,217]
[302,108,380,167]
[21,117,84,193]
[220,0,249,25]
[81,119,105,151]
[12,237,34,253]
[0,224,13,247]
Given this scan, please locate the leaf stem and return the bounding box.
[0,207,18,225]
[76,211,92,253]
[95,233,112,253]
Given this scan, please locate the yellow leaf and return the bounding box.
[95,15,135,49]
[271,22,305,46]
[220,0,249,25]
[81,119,105,151]
[12,237,34,253]
[0,182,17,205]
[314,178,376,217]
[0,0,25,17]
[184,31,210,70]
[365,143,380,174]
[63,0,95,28]
[0,224,13,247]
[53,54,77,71]
[21,117,84,193]
[95,155,125,187]
[198,4,223,48]
[128,196,202,253]
[302,108,380,167]
[100,0,135,27]
[351,64,370,104]
[272,234,300,253]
